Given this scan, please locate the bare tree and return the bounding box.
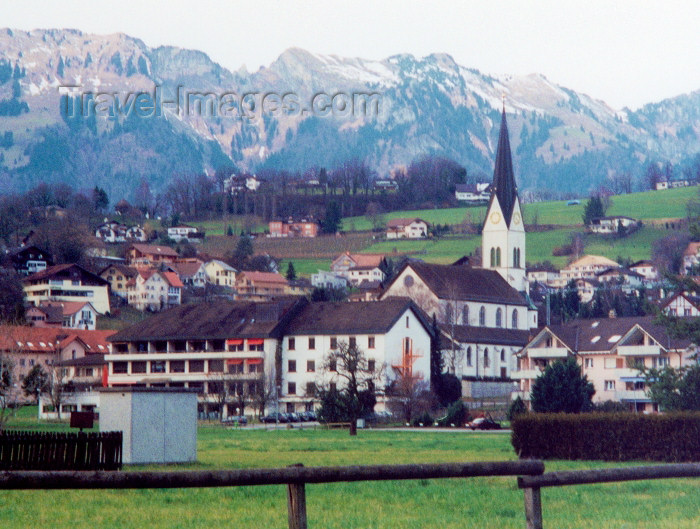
[387,375,434,424]
[251,370,277,418]
[320,341,383,436]
[46,363,67,421]
[0,353,17,432]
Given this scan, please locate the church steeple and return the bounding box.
[491,108,518,226]
[481,105,527,292]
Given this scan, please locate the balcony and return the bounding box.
[511,368,543,379]
[528,347,569,359]
[614,390,650,401]
[616,345,661,356]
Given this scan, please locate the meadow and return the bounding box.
[1,410,699,529]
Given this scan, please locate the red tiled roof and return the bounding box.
[238,271,288,284]
[162,271,184,288]
[129,244,179,257]
[0,327,115,354]
[387,218,426,228]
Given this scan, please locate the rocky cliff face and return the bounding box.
[0,28,698,198]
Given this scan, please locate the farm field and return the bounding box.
[1,410,699,529]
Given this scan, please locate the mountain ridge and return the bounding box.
[0,28,698,199]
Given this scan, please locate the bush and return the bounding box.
[436,373,462,407]
[411,411,434,427]
[437,400,470,427]
[507,396,527,421]
[512,412,700,462]
[591,400,629,413]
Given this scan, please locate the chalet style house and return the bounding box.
[514,316,696,413]
[22,263,111,314]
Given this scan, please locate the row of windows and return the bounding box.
[445,305,519,329]
[288,336,376,351]
[112,359,263,375]
[464,347,508,368]
[286,358,376,373]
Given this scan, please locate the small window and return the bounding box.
[113,362,128,374]
[584,358,594,368]
[307,360,315,372]
[288,360,296,373]
[330,337,338,349]
[329,359,337,372]
[605,380,616,391]
[306,382,316,396]
[288,338,296,350]
[406,316,410,328]
[483,349,490,368]
[189,360,204,373]
[368,336,375,349]
[308,337,315,350]
[349,337,356,348]
[466,346,472,367]
[512,309,518,329]
[479,306,486,326]
[462,306,469,326]
[367,359,375,372]
[209,359,224,373]
[131,361,147,374]
[496,308,502,328]
[288,382,296,395]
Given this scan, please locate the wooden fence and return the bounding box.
[1,459,699,528]
[0,430,122,471]
[518,463,700,529]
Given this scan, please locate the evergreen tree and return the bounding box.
[582,195,606,225]
[321,201,342,234]
[429,314,444,396]
[530,357,595,413]
[286,261,297,281]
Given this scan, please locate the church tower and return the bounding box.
[481,106,527,292]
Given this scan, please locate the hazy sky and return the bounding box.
[5,0,700,109]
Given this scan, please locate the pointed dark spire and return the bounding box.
[491,108,518,226]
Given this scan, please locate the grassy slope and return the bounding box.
[1,412,698,529]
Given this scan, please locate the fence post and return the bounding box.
[523,486,543,529]
[286,464,307,529]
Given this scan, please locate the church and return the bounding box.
[380,106,537,382]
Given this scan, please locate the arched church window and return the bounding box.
[466,346,472,366]
[512,309,518,329]
[479,306,486,326]
[496,308,502,328]
[490,247,496,267]
[496,247,501,267]
[484,348,490,368]
[462,305,469,325]
[445,303,453,325]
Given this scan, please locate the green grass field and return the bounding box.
[2,410,699,529]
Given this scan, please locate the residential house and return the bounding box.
[573,277,600,303]
[588,216,640,235]
[204,260,237,288]
[380,260,537,379]
[105,298,306,417]
[127,270,183,311]
[557,255,620,286]
[513,316,696,412]
[629,260,660,282]
[268,217,319,238]
[455,183,490,203]
[100,264,139,300]
[27,301,100,330]
[527,266,560,287]
[682,242,700,275]
[0,326,114,404]
[373,179,398,191]
[595,267,645,292]
[386,218,429,239]
[167,260,208,288]
[167,225,203,243]
[22,264,111,314]
[9,245,53,276]
[310,270,348,290]
[126,243,179,269]
[280,298,433,413]
[660,292,700,317]
[235,271,288,300]
[285,278,314,297]
[330,252,385,287]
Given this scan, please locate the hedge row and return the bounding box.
[511,412,700,462]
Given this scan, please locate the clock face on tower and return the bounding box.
[512,212,521,225]
[489,211,501,224]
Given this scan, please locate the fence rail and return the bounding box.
[0,431,122,471]
[518,463,700,529]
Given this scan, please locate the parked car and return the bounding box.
[467,417,501,430]
[222,415,247,425]
[260,412,287,423]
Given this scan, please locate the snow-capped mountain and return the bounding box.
[0,28,698,198]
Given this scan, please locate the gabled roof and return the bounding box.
[531,316,692,354]
[284,298,432,336]
[563,255,620,270]
[168,261,205,278]
[660,292,700,311]
[162,271,184,288]
[57,354,105,367]
[489,109,518,226]
[205,259,237,272]
[390,261,529,306]
[108,298,306,342]
[128,244,179,257]
[387,218,427,228]
[22,263,109,286]
[27,304,63,324]
[237,271,288,284]
[40,300,96,316]
[0,327,115,354]
[99,264,138,278]
[332,252,385,269]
